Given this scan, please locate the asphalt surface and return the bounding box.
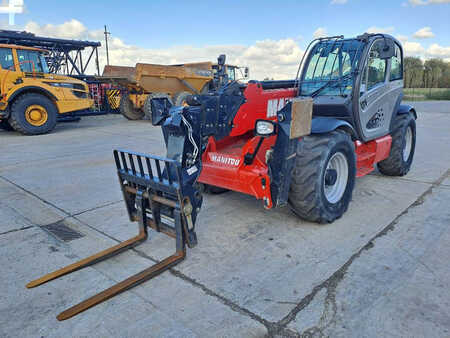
[0,101,449,337]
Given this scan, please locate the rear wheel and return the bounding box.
[173,91,192,106]
[288,131,356,223]
[143,92,172,122]
[8,93,57,135]
[378,113,416,176]
[120,94,144,120]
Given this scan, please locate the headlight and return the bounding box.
[44,82,86,91]
[255,120,276,137]
[44,82,74,88]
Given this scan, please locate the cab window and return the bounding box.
[390,44,402,81]
[226,67,235,81]
[366,40,387,90]
[17,49,49,73]
[0,48,15,70]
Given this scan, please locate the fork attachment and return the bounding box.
[27,149,201,321]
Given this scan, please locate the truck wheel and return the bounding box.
[143,93,172,122]
[173,91,192,106]
[288,131,356,223]
[378,113,416,176]
[8,93,57,135]
[120,94,144,120]
[0,119,14,131]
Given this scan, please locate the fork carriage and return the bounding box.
[27,149,199,320]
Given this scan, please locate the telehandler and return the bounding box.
[0,44,93,135]
[27,34,416,320]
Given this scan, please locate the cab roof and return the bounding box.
[0,43,45,52]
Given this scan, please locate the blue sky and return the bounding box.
[14,0,449,47]
[4,0,450,78]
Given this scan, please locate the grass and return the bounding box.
[403,88,450,101]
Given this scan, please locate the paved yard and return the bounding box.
[0,101,449,337]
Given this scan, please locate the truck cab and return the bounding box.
[0,44,93,135]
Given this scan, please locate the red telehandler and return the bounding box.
[27,34,417,320]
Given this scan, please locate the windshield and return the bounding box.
[226,67,236,81]
[299,39,364,96]
[17,49,50,73]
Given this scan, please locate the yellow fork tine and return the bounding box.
[57,251,185,321]
[27,230,147,289]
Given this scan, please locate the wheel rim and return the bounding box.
[324,152,349,204]
[25,105,48,126]
[403,126,413,162]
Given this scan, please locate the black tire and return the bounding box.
[172,91,192,106]
[378,113,416,176]
[205,184,229,194]
[8,93,57,135]
[0,119,14,131]
[143,92,172,122]
[288,131,356,223]
[120,94,145,120]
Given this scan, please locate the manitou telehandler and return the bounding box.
[27,34,417,320]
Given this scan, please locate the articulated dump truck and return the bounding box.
[102,60,247,121]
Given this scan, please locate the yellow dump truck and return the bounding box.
[102,60,247,120]
[0,44,93,135]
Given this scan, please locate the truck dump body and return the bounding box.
[102,65,136,83]
[135,62,213,95]
[101,62,213,95]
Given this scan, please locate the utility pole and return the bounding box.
[104,25,110,66]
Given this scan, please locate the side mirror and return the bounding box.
[244,67,249,79]
[217,54,226,66]
[255,119,277,137]
[151,97,172,126]
[379,40,395,59]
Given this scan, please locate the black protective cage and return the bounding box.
[0,29,101,76]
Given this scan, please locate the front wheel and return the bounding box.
[119,94,145,120]
[378,113,416,176]
[288,131,356,223]
[172,91,192,106]
[8,93,57,135]
[143,92,172,122]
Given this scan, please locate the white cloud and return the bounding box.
[366,26,395,34]
[409,0,428,5]
[24,19,89,40]
[23,19,304,80]
[426,43,450,58]
[403,41,426,56]
[396,35,409,42]
[409,0,450,5]
[313,27,328,39]
[331,0,347,4]
[413,27,435,38]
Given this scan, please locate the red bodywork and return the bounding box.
[198,82,392,208]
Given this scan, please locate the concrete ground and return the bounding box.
[0,101,449,337]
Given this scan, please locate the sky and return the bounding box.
[2,0,450,79]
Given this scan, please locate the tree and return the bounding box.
[404,57,423,88]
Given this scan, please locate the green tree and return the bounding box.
[424,58,447,88]
[403,57,423,88]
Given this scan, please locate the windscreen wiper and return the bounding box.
[309,72,353,98]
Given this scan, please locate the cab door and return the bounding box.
[0,47,19,96]
[357,38,399,141]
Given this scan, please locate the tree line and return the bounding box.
[404,57,450,88]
